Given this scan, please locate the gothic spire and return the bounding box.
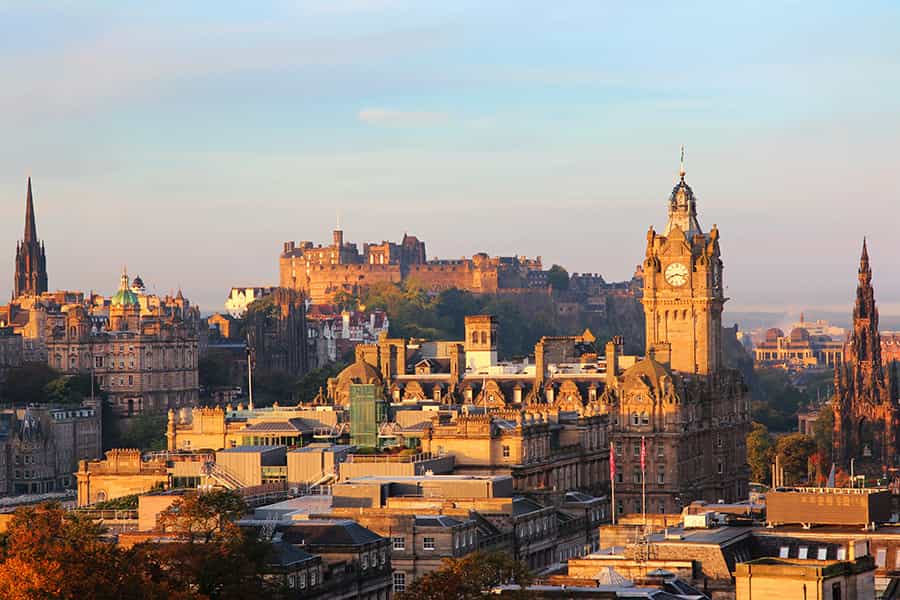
[859,237,871,283]
[24,177,37,243]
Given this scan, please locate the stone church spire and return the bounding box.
[833,238,895,467]
[14,177,48,298]
[24,176,37,243]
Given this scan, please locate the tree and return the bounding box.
[775,433,817,485]
[547,264,569,291]
[396,550,535,600]
[147,491,277,600]
[0,504,177,600]
[746,422,775,484]
[157,490,247,544]
[3,363,59,404]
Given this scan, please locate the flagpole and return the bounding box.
[610,441,616,526]
[641,436,647,530]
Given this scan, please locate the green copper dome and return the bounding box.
[111,271,139,307]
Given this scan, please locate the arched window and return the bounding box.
[471,331,478,344]
[631,412,639,426]
[69,326,76,338]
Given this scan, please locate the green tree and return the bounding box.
[396,550,535,600]
[746,422,775,485]
[776,433,817,485]
[547,264,569,291]
[3,363,59,404]
[199,351,234,392]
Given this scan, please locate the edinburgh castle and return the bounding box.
[280,229,544,303]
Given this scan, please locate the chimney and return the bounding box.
[649,342,671,367]
[605,340,619,383]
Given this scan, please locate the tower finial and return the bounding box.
[24,177,37,243]
[679,145,685,181]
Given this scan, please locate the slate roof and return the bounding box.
[414,515,463,528]
[241,418,311,433]
[268,541,318,568]
[280,519,383,547]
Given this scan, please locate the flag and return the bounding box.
[640,436,646,472]
[610,442,616,480]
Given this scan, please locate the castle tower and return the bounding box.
[641,158,725,375]
[14,177,48,298]
[465,315,497,371]
[833,239,896,467]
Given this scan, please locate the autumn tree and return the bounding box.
[396,550,535,600]
[144,490,277,600]
[0,503,178,600]
[746,422,775,484]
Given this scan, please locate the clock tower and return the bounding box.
[642,159,725,375]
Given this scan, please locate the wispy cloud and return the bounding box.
[357,107,449,127]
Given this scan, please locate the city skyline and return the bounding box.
[1,2,898,314]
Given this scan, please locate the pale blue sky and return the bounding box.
[1,1,898,317]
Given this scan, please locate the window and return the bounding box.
[641,412,649,425]
[837,547,847,560]
[423,537,435,551]
[717,461,724,474]
[633,470,642,484]
[876,548,887,568]
[657,465,665,485]
[502,445,510,458]
[779,546,789,558]
[798,546,808,559]
[299,572,306,589]
[380,548,386,565]
[393,572,406,593]
[616,472,623,484]
[832,582,842,600]
[817,547,827,560]
[631,412,639,426]
[361,553,368,569]
[371,549,378,567]
[895,549,900,569]
[287,574,296,588]
[469,530,475,546]
[309,569,317,586]
[656,443,664,457]
[454,534,460,549]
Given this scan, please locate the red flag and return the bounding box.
[610,442,616,480]
[640,436,646,472]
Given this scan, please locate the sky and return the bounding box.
[1,1,898,318]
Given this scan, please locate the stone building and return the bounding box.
[618,161,750,514]
[75,448,170,506]
[280,228,543,303]
[0,327,23,397]
[753,326,844,368]
[13,178,48,298]
[224,286,276,318]
[45,271,200,416]
[305,305,389,369]
[320,161,749,514]
[0,403,101,496]
[244,287,309,379]
[832,240,898,469]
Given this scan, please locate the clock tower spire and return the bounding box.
[642,158,725,375]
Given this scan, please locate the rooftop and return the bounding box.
[218,445,285,453]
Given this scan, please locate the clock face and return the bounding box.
[664,262,689,287]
